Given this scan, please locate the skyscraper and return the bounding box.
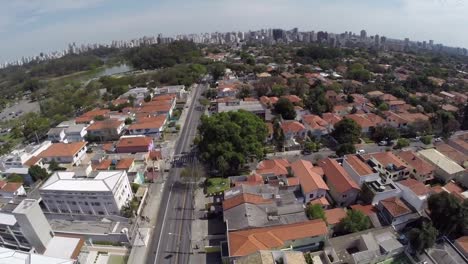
[360,30,367,40]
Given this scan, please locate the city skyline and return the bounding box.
[1,0,468,63]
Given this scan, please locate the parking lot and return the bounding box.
[0,99,40,122]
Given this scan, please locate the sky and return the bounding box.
[1,0,468,62]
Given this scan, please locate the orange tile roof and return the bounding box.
[234,174,264,186]
[116,136,153,149]
[350,204,377,216]
[143,99,173,106]
[128,115,167,130]
[281,121,305,134]
[396,151,435,176]
[138,104,172,114]
[152,94,176,101]
[116,158,134,170]
[281,95,302,104]
[302,114,329,131]
[228,219,328,257]
[456,236,468,253]
[324,208,347,225]
[0,181,23,192]
[309,197,330,207]
[286,177,300,186]
[87,119,124,131]
[364,152,407,169]
[95,159,112,170]
[76,109,110,123]
[397,178,430,196]
[24,156,41,167]
[380,197,411,218]
[345,113,384,128]
[223,193,273,210]
[443,181,464,194]
[149,150,162,160]
[345,155,374,176]
[39,142,86,158]
[322,113,342,126]
[380,94,398,101]
[290,160,329,193]
[256,159,290,176]
[318,158,360,194]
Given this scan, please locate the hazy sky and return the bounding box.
[1,0,468,62]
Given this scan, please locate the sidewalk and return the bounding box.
[190,181,210,264]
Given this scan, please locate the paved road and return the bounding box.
[146,83,206,264]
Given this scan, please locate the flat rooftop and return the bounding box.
[41,170,126,192]
[43,235,83,260]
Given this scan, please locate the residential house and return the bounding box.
[115,136,153,153]
[342,155,379,187]
[234,250,307,264]
[324,208,347,233]
[256,159,290,178]
[362,179,401,205]
[231,174,265,187]
[75,109,110,124]
[0,141,51,170]
[377,197,418,230]
[155,85,186,99]
[40,170,133,216]
[0,181,26,199]
[318,158,360,207]
[309,197,331,210]
[223,185,307,231]
[448,134,468,155]
[302,114,331,137]
[86,119,125,141]
[435,143,467,167]
[395,151,435,182]
[322,113,342,127]
[281,95,302,105]
[362,152,410,181]
[395,178,430,213]
[290,160,329,203]
[64,124,88,142]
[384,111,429,129]
[226,219,328,260]
[120,87,151,104]
[281,121,306,140]
[47,127,67,143]
[39,142,87,165]
[128,115,167,137]
[138,100,175,117]
[418,149,466,186]
[326,227,404,264]
[217,83,239,98]
[345,113,384,135]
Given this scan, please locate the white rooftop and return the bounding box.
[0,247,74,264]
[43,236,82,260]
[41,171,126,192]
[418,149,465,175]
[0,212,17,226]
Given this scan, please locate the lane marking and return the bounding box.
[154,182,174,263]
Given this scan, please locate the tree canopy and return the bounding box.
[371,125,400,142]
[306,204,326,221]
[409,222,438,254]
[197,111,268,176]
[274,98,297,120]
[336,143,356,157]
[428,192,468,237]
[332,119,362,144]
[337,210,371,235]
[28,165,49,182]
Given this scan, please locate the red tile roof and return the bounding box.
[380,197,412,218]
[116,136,153,149]
[39,142,87,158]
[228,219,328,257]
[24,156,42,167]
[290,160,329,193]
[345,113,384,128]
[322,113,342,126]
[223,193,272,210]
[309,197,330,207]
[350,204,377,216]
[95,159,112,170]
[397,178,430,196]
[363,152,407,169]
[256,159,290,176]
[149,150,162,160]
[396,151,435,176]
[281,121,305,134]
[455,236,468,253]
[87,119,124,131]
[345,155,374,176]
[128,115,167,130]
[324,208,347,225]
[318,158,360,194]
[234,174,264,187]
[281,95,302,104]
[116,158,135,170]
[0,181,23,192]
[302,114,329,131]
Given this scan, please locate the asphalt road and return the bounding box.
[146,83,206,264]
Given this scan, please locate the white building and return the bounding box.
[155,85,186,99]
[0,141,52,170]
[38,142,87,165]
[395,179,430,213]
[64,124,88,142]
[418,149,466,185]
[342,155,379,187]
[40,170,133,216]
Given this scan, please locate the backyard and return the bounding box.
[205,177,230,196]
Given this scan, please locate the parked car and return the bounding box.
[356,149,366,155]
[434,137,443,142]
[378,141,387,146]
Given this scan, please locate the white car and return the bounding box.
[434,137,443,142]
[356,149,366,155]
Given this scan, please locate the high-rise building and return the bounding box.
[375,34,380,47]
[360,30,367,40]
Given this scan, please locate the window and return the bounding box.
[309,193,314,199]
[342,194,347,198]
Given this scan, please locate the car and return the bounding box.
[434,137,443,142]
[378,141,387,146]
[356,149,366,155]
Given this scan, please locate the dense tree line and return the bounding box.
[126,40,202,70]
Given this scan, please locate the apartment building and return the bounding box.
[40,170,133,216]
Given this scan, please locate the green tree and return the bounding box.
[421,135,433,145]
[428,192,468,237]
[273,118,285,151]
[274,98,297,120]
[124,117,133,125]
[48,160,62,171]
[377,103,389,111]
[409,222,438,254]
[371,125,400,142]
[270,84,286,97]
[337,210,371,235]
[7,174,24,183]
[306,204,327,221]
[331,119,362,144]
[144,94,151,102]
[395,138,410,149]
[198,111,267,176]
[208,62,226,81]
[237,84,252,99]
[336,143,356,157]
[28,165,49,182]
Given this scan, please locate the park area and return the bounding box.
[205,177,230,196]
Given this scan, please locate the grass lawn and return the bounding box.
[107,255,128,264]
[378,254,412,264]
[206,177,230,195]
